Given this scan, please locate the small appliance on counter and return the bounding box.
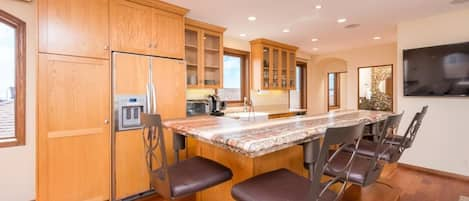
[186,99,210,116]
[208,94,226,116]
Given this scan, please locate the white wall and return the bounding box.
[0,0,36,200]
[397,8,469,176]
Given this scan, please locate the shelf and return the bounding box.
[187,63,198,67]
[205,48,220,52]
[205,65,219,69]
[185,44,198,49]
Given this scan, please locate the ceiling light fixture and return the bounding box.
[315,5,322,9]
[373,36,382,40]
[311,38,319,42]
[337,18,347,23]
[312,47,319,51]
[240,33,247,37]
[283,29,291,33]
[248,16,257,21]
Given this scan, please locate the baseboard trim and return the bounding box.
[398,162,469,182]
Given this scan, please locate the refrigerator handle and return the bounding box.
[151,83,157,114]
[146,83,152,114]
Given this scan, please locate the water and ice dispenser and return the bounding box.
[114,95,146,131]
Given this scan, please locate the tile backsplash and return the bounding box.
[186,88,289,107]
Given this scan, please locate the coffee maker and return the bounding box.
[208,94,226,116]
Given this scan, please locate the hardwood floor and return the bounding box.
[138,166,469,201]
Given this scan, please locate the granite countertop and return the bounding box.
[163,110,392,158]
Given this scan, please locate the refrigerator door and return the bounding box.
[112,52,151,199]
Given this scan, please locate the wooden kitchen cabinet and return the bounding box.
[110,0,188,59]
[185,18,226,88]
[38,0,110,59]
[250,39,298,90]
[37,54,111,201]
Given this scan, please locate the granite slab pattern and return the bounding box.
[163,110,392,157]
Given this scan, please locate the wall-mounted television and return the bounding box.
[403,41,469,96]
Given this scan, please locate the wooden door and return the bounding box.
[110,0,153,55]
[152,58,187,164]
[152,8,185,59]
[113,53,152,199]
[38,0,109,59]
[37,54,110,201]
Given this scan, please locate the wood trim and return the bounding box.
[126,0,189,16]
[250,38,298,51]
[185,18,226,33]
[48,128,104,138]
[398,162,469,182]
[219,48,250,104]
[298,61,308,109]
[357,64,394,112]
[0,9,26,148]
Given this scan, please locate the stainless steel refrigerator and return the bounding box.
[111,52,186,200]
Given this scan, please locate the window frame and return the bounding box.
[0,9,26,148]
[327,72,340,111]
[289,61,307,109]
[217,47,250,105]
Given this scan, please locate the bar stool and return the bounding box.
[141,113,233,199]
[231,123,366,201]
[384,106,428,150]
[322,114,403,188]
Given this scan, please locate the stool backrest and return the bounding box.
[399,105,428,151]
[311,122,365,201]
[141,113,171,198]
[373,113,404,164]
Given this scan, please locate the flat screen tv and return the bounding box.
[403,41,469,96]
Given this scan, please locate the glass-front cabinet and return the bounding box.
[185,18,225,88]
[251,39,298,90]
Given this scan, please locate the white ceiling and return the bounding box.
[164,0,469,54]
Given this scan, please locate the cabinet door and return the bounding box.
[289,52,297,90]
[202,31,223,88]
[262,46,271,89]
[152,8,185,59]
[37,54,110,201]
[110,0,153,55]
[38,0,109,58]
[185,28,201,88]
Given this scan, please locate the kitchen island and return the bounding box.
[163,110,392,201]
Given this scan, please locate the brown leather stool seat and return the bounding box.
[231,169,337,201]
[151,156,233,198]
[344,140,402,163]
[324,151,383,186]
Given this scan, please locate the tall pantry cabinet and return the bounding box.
[36,0,188,200]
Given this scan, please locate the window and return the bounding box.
[328,72,340,110]
[217,48,249,103]
[289,61,307,109]
[0,10,26,147]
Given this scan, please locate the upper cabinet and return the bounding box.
[250,39,298,90]
[185,18,226,89]
[110,0,188,59]
[38,0,110,59]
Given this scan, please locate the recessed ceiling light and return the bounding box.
[283,29,290,33]
[315,5,322,9]
[312,47,319,51]
[240,33,247,37]
[248,16,257,21]
[337,18,347,23]
[311,38,319,42]
[373,36,382,40]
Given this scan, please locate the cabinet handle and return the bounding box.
[104,45,109,50]
[153,43,158,48]
[148,43,152,48]
[104,119,110,125]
